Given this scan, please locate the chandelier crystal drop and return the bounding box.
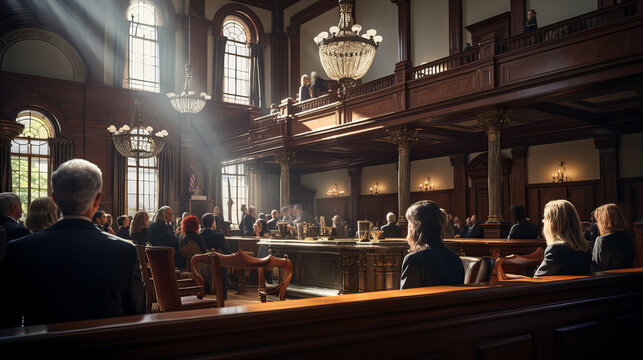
[167,64,211,113]
[108,99,168,158]
[314,0,382,87]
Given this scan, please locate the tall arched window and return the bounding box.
[222,16,251,105]
[11,109,56,215]
[126,0,161,92]
[127,156,159,216]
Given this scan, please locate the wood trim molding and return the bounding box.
[290,0,337,26]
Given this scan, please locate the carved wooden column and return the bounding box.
[0,120,24,192]
[270,7,289,105]
[276,151,295,208]
[510,146,528,207]
[449,0,463,55]
[348,167,362,225]
[390,127,419,229]
[392,0,411,64]
[450,153,467,219]
[510,0,526,36]
[247,161,263,212]
[595,134,619,204]
[287,24,300,98]
[478,109,511,238]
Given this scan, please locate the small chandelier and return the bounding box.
[314,0,382,88]
[167,16,211,114]
[419,177,434,192]
[552,161,571,183]
[107,99,168,158]
[327,183,345,197]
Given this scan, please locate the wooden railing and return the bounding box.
[293,92,339,113]
[409,48,481,81]
[344,75,395,99]
[251,112,279,130]
[497,1,639,54]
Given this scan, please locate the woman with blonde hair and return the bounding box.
[591,203,633,272]
[298,74,311,102]
[25,197,59,232]
[130,211,150,246]
[534,200,591,276]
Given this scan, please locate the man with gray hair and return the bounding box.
[0,159,145,328]
[381,211,403,238]
[148,205,185,269]
[0,192,29,242]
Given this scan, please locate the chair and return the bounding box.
[460,256,494,284]
[491,247,545,282]
[145,246,217,312]
[191,249,293,307]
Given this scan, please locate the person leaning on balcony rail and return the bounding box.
[534,200,591,277]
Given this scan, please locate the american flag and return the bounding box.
[189,172,196,193]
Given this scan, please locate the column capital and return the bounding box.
[477,108,511,134]
[449,153,467,167]
[275,151,295,166]
[594,134,618,149]
[0,120,24,140]
[388,127,419,151]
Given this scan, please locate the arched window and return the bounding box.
[11,109,56,216]
[127,156,159,216]
[126,0,161,92]
[222,16,251,105]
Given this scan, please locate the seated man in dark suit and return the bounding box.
[381,212,403,238]
[201,213,231,254]
[508,205,540,239]
[464,215,483,238]
[267,209,279,231]
[116,215,130,239]
[0,192,30,241]
[0,159,145,328]
[148,206,186,270]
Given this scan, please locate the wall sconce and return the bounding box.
[369,181,380,195]
[326,183,345,197]
[552,161,571,183]
[418,176,434,192]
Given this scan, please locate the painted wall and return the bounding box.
[526,0,596,28]
[411,0,449,66]
[301,169,351,200]
[355,0,398,82]
[261,173,281,213]
[361,163,398,195]
[411,156,454,190]
[463,0,509,46]
[299,8,337,83]
[619,132,643,179]
[2,39,76,81]
[527,139,599,184]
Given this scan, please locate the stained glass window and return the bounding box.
[126,0,160,92]
[222,16,251,105]
[126,156,158,216]
[221,164,248,229]
[11,109,56,217]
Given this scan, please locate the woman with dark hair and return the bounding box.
[400,200,464,289]
[253,219,269,237]
[92,210,106,231]
[130,211,150,246]
[591,203,634,272]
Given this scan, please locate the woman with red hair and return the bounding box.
[179,215,208,271]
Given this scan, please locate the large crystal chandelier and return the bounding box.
[166,16,211,114]
[107,99,168,158]
[314,0,383,87]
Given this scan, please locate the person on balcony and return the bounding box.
[298,74,311,102]
[310,71,329,98]
[524,9,538,32]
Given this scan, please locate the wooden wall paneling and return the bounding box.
[568,184,597,221]
[619,177,643,223]
[595,135,618,205]
[475,334,534,360]
[380,194,398,227]
[465,12,511,47]
[358,195,384,225]
[510,146,527,207]
[450,154,468,220]
[315,197,350,222]
[554,321,600,360]
[614,313,643,358]
[348,167,361,224]
[449,0,463,55]
[510,0,526,36]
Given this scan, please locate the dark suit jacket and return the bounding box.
[591,231,634,272]
[311,77,328,97]
[534,244,591,276]
[0,218,145,328]
[266,218,278,231]
[148,221,186,269]
[241,215,256,236]
[201,228,231,254]
[401,242,464,289]
[508,220,541,239]
[116,226,130,240]
[465,223,483,238]
[381,222,403,238]
[130,228,148,246]
[0,215,30,241]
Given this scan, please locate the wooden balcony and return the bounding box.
[220,2,643,171]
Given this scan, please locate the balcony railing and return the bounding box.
[497,1,639,54]
[344,75,395,99]
[409,48,481,81]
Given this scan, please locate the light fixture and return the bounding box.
[314,0,382,91]
[552,161,571,183]
[108,98,168,158]
[167,15,211,114]
[419,177,434,192]
[369,181,380,195]
[327,183,345,197]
